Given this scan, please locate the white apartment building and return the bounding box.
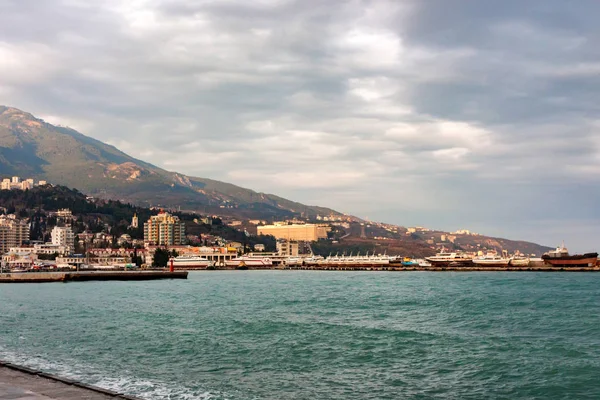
[8,244,68,256]
[1,177,49,191]
[51,226,75,254]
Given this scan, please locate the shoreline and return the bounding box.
[0,360,141,399]
[1,267,598,283]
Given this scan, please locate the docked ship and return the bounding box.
[426,251,473,267]
[170,255,215,269]
[317,253,390,266]
[225,255,273,268]
[400,257,419,267]
[303,255,324,266]
[541,244,598,267]
[284,257,303,267]
[509,255,530,267]
[472,252,511,267]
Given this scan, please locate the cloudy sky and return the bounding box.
[1,0,600,250]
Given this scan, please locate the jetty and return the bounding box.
[0,361,141,399]
[291,265,600,272]
[0,270,188,283]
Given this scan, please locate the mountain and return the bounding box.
[0,105,552,255]
[0,106,342,220]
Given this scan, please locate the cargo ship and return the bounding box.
[541,243,598,267]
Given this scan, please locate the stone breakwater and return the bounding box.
[290,265,600,272]
[217,265,600,272]
[0,360,142,399]
[0,270,188,283]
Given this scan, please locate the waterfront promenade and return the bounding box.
[0,363,140,399]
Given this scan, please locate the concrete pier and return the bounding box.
[0,362,141,399]
[293,265,600,272]
[0,270,188,283]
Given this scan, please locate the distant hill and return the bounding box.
[0,106,342,220]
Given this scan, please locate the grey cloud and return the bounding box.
[1,0,599,250]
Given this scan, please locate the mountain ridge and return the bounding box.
[0,105,552,254]
[0,105,343,220]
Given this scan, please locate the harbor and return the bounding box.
[190,244,600,272]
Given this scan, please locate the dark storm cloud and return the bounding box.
[1,0,599,249]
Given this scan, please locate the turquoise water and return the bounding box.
[1,271,600,399]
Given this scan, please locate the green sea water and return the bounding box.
[1,271,600,399]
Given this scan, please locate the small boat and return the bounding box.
[401,257,419,266]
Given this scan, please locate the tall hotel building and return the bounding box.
[0,215,29,253]
[143,212,186,245]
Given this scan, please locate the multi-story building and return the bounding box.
[277,240,299,256]
[9,243,68,256]
[0,177,49,191]
[257,223,330,241]
[0,215,30,254]
[131,213,139,229]
[143,212,186,246]
[55,209,73,220]
[51,226,75,254]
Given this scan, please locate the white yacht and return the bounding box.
[225,255,273,268]
[509,255,530,267]
[284,257,303,267]
[472,252,511,266]
[415,259,432,267]
[171,255,215,269]
[303,255,324,265]
[426,251,473,265]
[317,253,390,265]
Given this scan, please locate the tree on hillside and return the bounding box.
[152,248,171,268]
[38,252,58,261]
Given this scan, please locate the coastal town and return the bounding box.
[0,177,597,274]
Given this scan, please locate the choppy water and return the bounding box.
[1,271,600,399]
